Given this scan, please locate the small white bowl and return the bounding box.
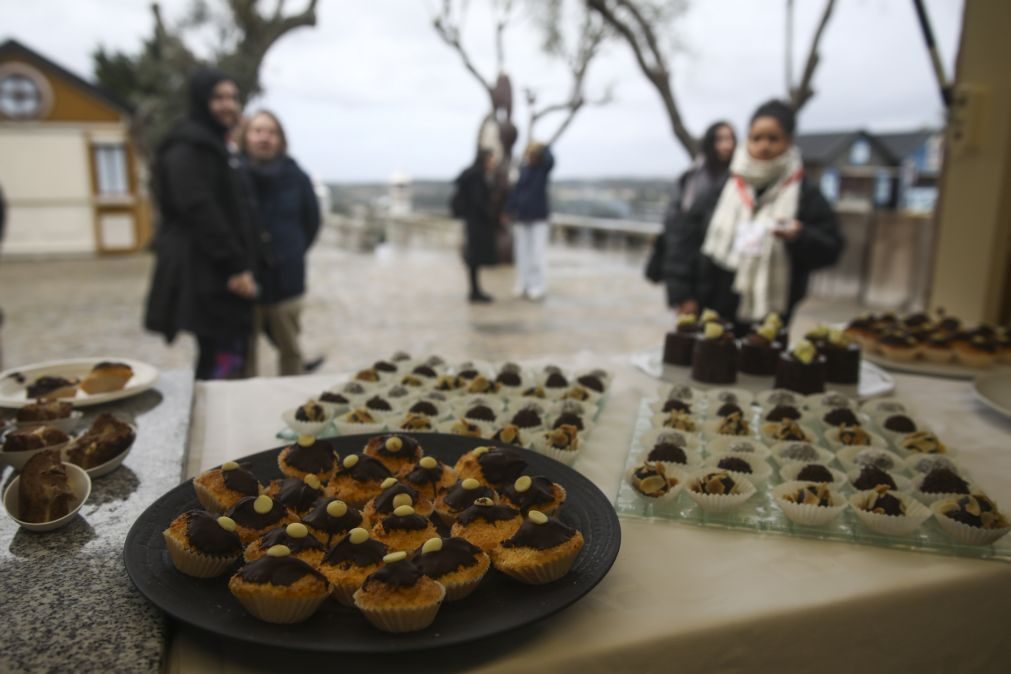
[3,462,91,532]
[0,438,73,472]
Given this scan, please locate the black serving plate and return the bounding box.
[123,433,621,653]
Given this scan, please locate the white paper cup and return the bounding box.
[658,383,703,406]
[701,417,756,440]
[638,428,702,456]
[704,436,771,461]
[627,465,685,502]
[770,442,835,468]
[705,388,755,409]
[650,412,702,434]
[805,391,856,412]
[684,471,757,513]
[903,453,960,476]
[930,500,1011,545]
[760,421,819,445]
[281,407,335,437]
[436,418,494,439]
[911,473,976,505]
[824,427,888,452]
[836,446,906,474]
[860,397,909,417]
[703,453,773,484]
[756,389,805,408]
[772,481,847,526]
[332,410,386,436]
[531,432,583,466]
[850,490,931,535]
[846,467,912,492]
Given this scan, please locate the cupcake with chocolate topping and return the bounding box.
[193,460,262,513]
[510,404,546,433]
[325,453,393,508]
[465,375,501,395]
[245,522,325,566]
[395,413,436,433]
[318,527,388,605]
[821,406,862,428]
[228,545,330,623]
[491,510,584,584]
[363,433,423,474]
[435,478,498,523]
[876,330,921,362]
[706,453,773,484]
[334,408,386,435]
[163,510,243,577]
[685,470,756,513]
[849,464,907,492]
[225,495,295,544]
[277,435,338,482]
[500,475,566,516]
[490,424,529,448]
[454,446,528,488]
[264,474,325,517]
[954,334,999,368]
[779,462,846,487]
[773,481,847,526]
[353,551,446,632]
[915,466,971,504]
[534,424,582,466]
[450,497,523,551]
[364,477,434,521]
[411,536,490,601]
[703,410,751,438]
[302,498,365,547]
[851,486,931,536]
[400,455,458,501]
[405,399,445,419]
[372,504,439,551]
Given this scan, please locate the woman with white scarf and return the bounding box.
[664,100,843,332]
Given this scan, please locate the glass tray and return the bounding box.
[614,399,1011,563]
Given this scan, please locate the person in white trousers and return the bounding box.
[505,143,555,300]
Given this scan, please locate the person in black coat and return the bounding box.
[647,121,735,301]
[144,68,260,379]
[451,149,499,303]
[239,109,321,376]
[663,100,843,329]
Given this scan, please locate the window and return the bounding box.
[92,144,130,196]
[849,139,871,166]
[0,73,43,118]
[819,169,840,203]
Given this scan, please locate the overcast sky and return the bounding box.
[3,0,963,182]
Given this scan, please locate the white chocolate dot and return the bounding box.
[216,516,237,532]
[392,493,413,508]
[385,436,403,452]
[393,504,415,517]
[383,551,407,563]
[528,510,548,525]
[349,527,369,544]
[286,523,308,538]
[297,434,315,447]
[303,474,321,490]
[461,478,481,490]
[326,500,348,518]
[418,456,438,469]
[514,476,532,493]
[343,454,359,468]
[221,461,239,471]
[253,495,273,514]
[421,537,443,554]
[267,544,291,557]
[381,477,398,489]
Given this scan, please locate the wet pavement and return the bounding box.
[0,239,855,376]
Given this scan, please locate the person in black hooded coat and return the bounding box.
[144,68,260,379]
[451,148,499,302]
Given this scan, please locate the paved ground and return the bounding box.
[0,237,859,376]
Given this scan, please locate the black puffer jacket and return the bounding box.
[663,176,843,320]
[452,165,498,266]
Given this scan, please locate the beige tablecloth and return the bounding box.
[169,354,1011,673]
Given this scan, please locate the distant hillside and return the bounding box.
[327,177,675,223]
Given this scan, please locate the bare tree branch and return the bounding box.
[433,0,495,101]
[789,0,835,112]
[493,0,516,75]
[587,0,698,157]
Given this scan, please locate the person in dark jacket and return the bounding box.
[144,68,260,379]
[451,149,499,303]
[647,121,735,299]
[504,142,554,300]
[664,100,843,329]
[239,109,321,376]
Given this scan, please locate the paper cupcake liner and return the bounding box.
[772,482,847,526]
[163,531,239,578]
[702,419,757,441]
[626,465,685,502]
[835,445,905,474]
[770,442,836,468]
[641,446,701,470]
[650,412,703,434]
[495,547,581,585]
[704,388,755,408]
[316,401,350,419]
[282,408,334,437]
[755,389,805,408]
[913,487,973,506]
[824,428,888,452]
[440,570,488,601]
[860,397,909,417]
[684,473,756,513]
[849,491,931,535]
[930,502,1011,545]
[333,419,386,436]
[639,428,702,455]
[436,418,495,439]
[760,422,818,446]
[704,454,773,484]
[846,468,912,493]
[453,396,508,415]
[233,589,328,624]
[534,442,582,467]
[330,581,360,607]
[354,583,445,632]
[703,435,770,460]
[192,480,228,513]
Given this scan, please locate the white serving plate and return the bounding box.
[973,371,1011,419]
[863,351,1010,381]
[631,349,895,400]
[0,358,159,409]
